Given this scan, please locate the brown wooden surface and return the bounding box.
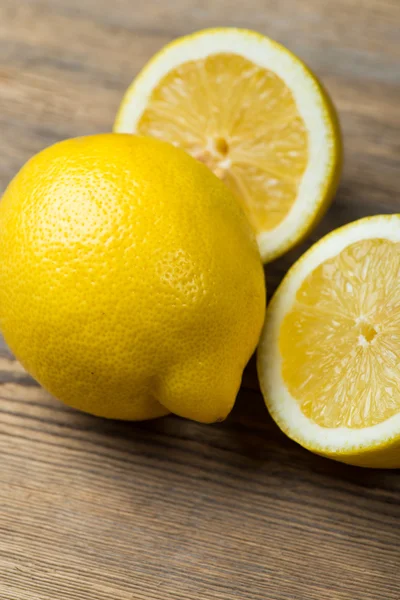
[1,1,400,598]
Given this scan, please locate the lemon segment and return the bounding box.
[114,28,342,263]
[257,215,400,467]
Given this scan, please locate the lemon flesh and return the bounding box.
[136,53,309,236]
[281,238,400,429]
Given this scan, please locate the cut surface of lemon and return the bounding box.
[257,215,400,467]
[114,28,342,262]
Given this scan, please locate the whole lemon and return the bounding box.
[0,134,265,422]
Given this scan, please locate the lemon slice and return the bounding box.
[114,28,342,262]
[257,215,400,467]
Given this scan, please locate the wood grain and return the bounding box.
[1,1,400,598]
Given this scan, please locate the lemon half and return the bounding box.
[114,28,342,262]
[258,215,400,468]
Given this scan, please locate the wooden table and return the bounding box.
[1,1,399,598]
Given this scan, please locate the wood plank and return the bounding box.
[1,0,400,598]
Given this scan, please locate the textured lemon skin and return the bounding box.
[0,134,266,423]
[316,444,400,468]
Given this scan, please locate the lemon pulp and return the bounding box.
[280,238,400,428]
[136,53,308,235]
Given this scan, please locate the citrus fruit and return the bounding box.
[257,215,400,468]
[0,133,266,423]
[114,27,342,263]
